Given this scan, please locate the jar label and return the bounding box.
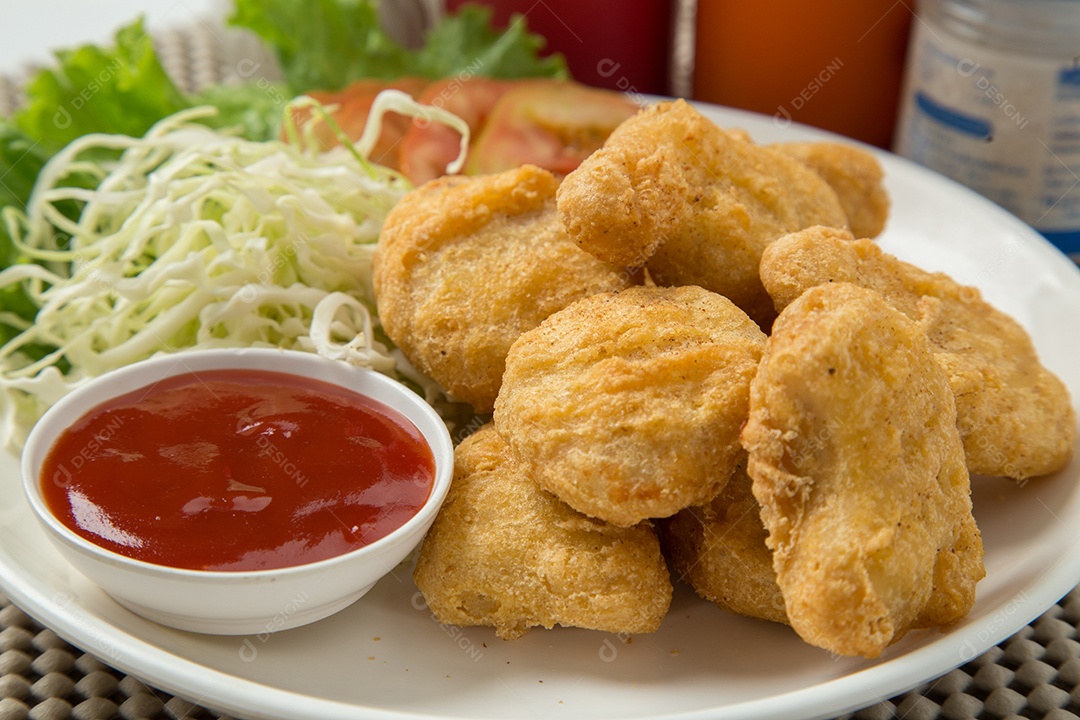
[894,19,1080,256]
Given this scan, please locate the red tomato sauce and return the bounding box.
[40,369,435,572]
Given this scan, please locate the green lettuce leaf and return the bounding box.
[188,83,290,142]
[230,0,567,93]
[412,5,566,80]
[230,0,414,90]
[0,123,54,353]
[0,123,49,217]
[13,19,190,153]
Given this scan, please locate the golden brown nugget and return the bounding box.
[770,141,890,239]
[661,457,787,625]
[741,283,984,658]
[413,424,672,640]
[373,165,632,413]
[556,99,848,325]
[760,226,1076,479]
[494,285,766,527]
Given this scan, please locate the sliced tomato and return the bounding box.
[399,77,511,186]
[466,80,639,177]
[285,77,428,170]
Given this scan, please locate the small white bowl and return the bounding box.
[21,348,453,635]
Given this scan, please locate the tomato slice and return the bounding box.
[399,78,510,186]
[286,77,428,170]
[466,80,639,176]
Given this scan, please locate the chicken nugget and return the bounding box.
[373,165,633,413]
[494,285,766,527]
[760,226,1076,479]
[413,424,672,640]
[556,99,848,326]
[661,456,787,625]
[770,141,890,239]
[741,282,984,658]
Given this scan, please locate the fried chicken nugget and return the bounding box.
[555,100,848,325]
[373,165,632,413]
[741,282,985,658]
[413,424,672,640]
[760,226,1076,479]
[770,141,890,239]
[661,456,787,625]
[494,285,766,527]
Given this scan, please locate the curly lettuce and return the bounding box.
[230,0,567,91]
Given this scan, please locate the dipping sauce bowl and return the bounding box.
[21,348,453,635]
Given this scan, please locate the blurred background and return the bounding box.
[1,0,1077,258]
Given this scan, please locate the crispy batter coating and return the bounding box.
[661,456,788,625]
[494,285,766,527]
[760,226,1076,479]
[373,165,633,413]
[413,424,672,640]
[770,141,890,239]
[741,283,984,658]
[555,100,848,326]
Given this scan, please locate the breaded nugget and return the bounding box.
[494,285,766,527]
[760,226,1076,479]
[373,165,632,413]
[741,283,984,658]
[770,141,890,238]
[413,424,672,640]
[661,456,787,625]
[556,100,848,326]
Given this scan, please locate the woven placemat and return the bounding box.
[0,591,232,720]
[2,585,1080,720]
[2,10,1080,720]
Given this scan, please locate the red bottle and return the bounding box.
[445,0,675,96]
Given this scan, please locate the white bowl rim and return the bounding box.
[21,347,454,582]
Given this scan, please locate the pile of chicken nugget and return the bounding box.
[371,99,1077,659]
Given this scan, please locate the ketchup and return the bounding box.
[40,369,435,572]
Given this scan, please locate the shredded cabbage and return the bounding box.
[0,95,467,448]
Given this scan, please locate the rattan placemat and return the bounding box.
[1,13,1079,720]
[3,585,1080,720]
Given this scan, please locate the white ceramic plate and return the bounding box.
[1,103,1079,720]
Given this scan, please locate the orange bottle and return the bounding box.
[692,0,912,148]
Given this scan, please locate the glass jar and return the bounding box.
[894,0,1080,259]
